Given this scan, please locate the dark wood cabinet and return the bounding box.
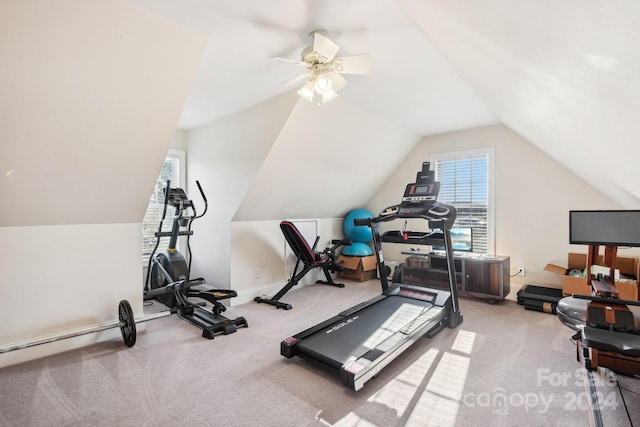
[400,252,510,304]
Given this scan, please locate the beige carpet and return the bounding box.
[0,279,638,427]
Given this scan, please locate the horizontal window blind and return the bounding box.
[141,154,182,263]
[435,154,489,253]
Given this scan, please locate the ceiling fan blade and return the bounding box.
[328,73,348,92]
[313,31,340,61]
[333,54,373,75]
[283,72,313,87]
[268,56,306,66]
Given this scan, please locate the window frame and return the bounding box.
[431,147,495,254]
[141,148,186,264]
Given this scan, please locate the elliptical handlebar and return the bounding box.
[196,180,207,202]
[194,180,208,219]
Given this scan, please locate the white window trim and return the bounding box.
[431,147,495,254]
[142,148,186,264]
[167,148,186,188]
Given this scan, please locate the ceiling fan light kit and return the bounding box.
[272,30,372,106]
[297,81,316,102]
[297,72,338,104]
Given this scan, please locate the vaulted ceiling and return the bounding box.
[135,0,497,135]
[137,0,640,208]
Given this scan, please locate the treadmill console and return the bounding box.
[400,161,439,207]
[379,162,452,222]
[400,182,440,206]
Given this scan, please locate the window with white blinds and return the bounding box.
[432,148,494,254]
[141,149,185,263]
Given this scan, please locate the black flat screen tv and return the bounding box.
[569,210,640,247]
[433,227,473,252]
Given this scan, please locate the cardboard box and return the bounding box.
[338,255,378,282]
[544,253,638,300]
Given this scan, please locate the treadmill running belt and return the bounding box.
[295,295,443,367]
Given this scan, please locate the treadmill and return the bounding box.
[281,162,463,391]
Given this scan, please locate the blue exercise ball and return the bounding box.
[342,241,373,256]
[344,208,374,243]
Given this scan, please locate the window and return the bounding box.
[432,148,494,254]
[141,149,185,263]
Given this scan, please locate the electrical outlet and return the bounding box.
[256,267,262,278]
[517,267,525,277]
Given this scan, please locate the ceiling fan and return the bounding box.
[270,30,373,105]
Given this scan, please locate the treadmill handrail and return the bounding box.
[354,213,449,229]
[354,201,457,231]
[353,204,461,316]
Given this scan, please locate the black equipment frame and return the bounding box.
[144,180,247,338]
[254,221,350,310]
[281,162,463,390]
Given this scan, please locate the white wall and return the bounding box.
[0,1,205,367]
[0,224,142,368]
[234,97,421,221]
[0,0,206,227]
[230,218,344,305]
[366,124,640,293]
[194,99,640,305]
[399,0,640,209]
[172,129,189,151]
[186,92,300,288]
[187,91,420,303]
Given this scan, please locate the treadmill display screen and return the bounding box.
[410,184,435,195]
[398,289,435,302]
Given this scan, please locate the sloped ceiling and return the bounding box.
[136,0,640,211]
[398,0,640,208]
[135,0,497,136]
[233,97,421,221]
[0,0,206,227]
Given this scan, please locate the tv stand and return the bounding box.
[400,251,510,304]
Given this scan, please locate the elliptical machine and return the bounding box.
[144,180,248,338]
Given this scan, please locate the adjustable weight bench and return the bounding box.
[254,221,350,310]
